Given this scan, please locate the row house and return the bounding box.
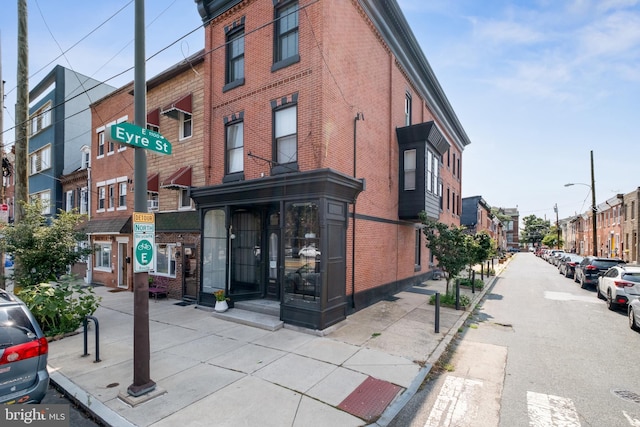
[622,188,640,263]
[569,196,623,258]
[461,196,497,237]
[81,51,205,297]
[495,207,519,251]
[190,0,471,329]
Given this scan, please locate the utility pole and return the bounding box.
[554,204,560,249]
[126,0,155,398]
[0,32,5,290]
[15,0,28,224]
[591,150,597,256]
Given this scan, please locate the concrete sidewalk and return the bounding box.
[45,265,505,427]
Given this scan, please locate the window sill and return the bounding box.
[222,172,244,183]
[271,162,298,175]
[117,206,127,211]
[223,78,245,93]
[96,209,105,213]
[271,54,300,72]
[414,265,422,272]
[179,135,193,142]
[94,267,111,273]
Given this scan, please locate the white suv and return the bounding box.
[597,265,640,311]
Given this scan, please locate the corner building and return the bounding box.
[192,0,471,329]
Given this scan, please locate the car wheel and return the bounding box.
[630,308,640,332]
[596,284,605,299]
[582,277,589,290]
[607,290,617,311]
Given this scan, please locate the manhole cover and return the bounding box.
[612,389,640,404]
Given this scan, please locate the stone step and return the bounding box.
[234,300,280,317]
[212,308,283,331]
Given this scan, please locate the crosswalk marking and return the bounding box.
[527,391,581,427]
[424,376,483,427]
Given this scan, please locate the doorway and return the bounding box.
[266,228,280,299]
[118,242,128,289]
[182,245,197,300]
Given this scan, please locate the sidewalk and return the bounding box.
[44,263,506,427]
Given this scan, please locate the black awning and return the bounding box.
[396,121,450,156]
[81,216,132,234]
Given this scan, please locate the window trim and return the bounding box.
[179,112,193,141]
[272,103,298,174]
[94,242,112,271]
[28,144,52,176]
[272,1,300,72]
[225,24,245,89]
[179,188,192,210]
[403,149,416,191]
[225,119,244,177]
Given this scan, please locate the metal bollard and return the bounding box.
[455,279,460,310]
[481,264,484,281]
[434,292,440,333]
[82,315,101,363]
[472,270,476,294]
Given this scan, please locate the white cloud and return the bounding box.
[471,18,545,45]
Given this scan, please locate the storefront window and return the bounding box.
[203,209,227,294]
[154,243,177,277]
[283,202,320,306]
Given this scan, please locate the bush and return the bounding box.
[429,292,471,308]
[458,278,484,290]
[16,276,101,336]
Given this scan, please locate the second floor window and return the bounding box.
[403,149,416,191]
[98,132,105,157]
[80,188,88,214]
[119,182,127,208]
[226,121,244,174]
[274,2,299,65]
[180,112,192,140]
[30,102,52,136]
[98,186,106,210]
[275,105,297,165]
[108,184,115,209]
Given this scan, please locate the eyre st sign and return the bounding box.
[108,122,172,155]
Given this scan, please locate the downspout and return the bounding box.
[352,112,363,309]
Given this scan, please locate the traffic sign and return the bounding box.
[0,204,7,211]
[133,212,155,273]
[108,122,172,155]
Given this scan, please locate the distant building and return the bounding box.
[495,207,519,251]
[622,188,640,263]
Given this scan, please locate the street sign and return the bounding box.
[0,204,8,211]
[133,212,155,273]
[108,122,172,155]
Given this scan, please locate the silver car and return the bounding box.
[629,298,640,332]
[597,265,640,311]
[0,289,50,404]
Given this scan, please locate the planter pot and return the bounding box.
[214,300,229,313]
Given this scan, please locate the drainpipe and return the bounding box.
[352,112,363,309]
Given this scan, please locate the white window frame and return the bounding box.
[97,186,106,212]
[66,190,74,212]
[108,184,115,211]
[226,121,244,174]
[30,102,52,136]
[118,182,127,209]
[179,188,192,210]
[80,187,88,215]
[97,130,105,158]
[154,243,177,277]
[29,144,52,176]
[403,149,416,191]
[94,242,112,271]
[147,192,159,212]
[275,105,297,164]
[179,112,193,140]
[31,191,51,215]
[81,145,91,169]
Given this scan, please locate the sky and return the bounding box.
[1,0,639,227]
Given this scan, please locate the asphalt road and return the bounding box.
[390,252,640,427]
[42,382,103,426]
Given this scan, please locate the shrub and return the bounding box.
[458,278,484,290]
[429,292,471,308]
[16,276,101,336]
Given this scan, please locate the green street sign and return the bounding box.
[108,122,172,155]
[135,239,153,266]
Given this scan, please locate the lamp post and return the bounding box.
[565,151,597,256]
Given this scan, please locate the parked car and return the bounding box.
[629,298,640,332]
[574,256,624,289]
[298,245,321,258]
[0,289,50,404]
[549,251,566,266]
[558,254,584,279]
[596,265,640,310]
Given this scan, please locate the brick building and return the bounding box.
[190,0,470,329]
[82,51,205,297]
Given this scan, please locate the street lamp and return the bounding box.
[565,151,597,256]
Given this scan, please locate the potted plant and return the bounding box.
[214,290,230,312]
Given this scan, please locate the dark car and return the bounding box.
[558,254,584,279]
[0,289,50,404]
[574,256,625,289]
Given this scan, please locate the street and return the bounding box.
[42,383,103,427]
[390,252,640,427]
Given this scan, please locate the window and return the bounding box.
[275,105,297,165]
[98,131,105,157]
[119,182,127,208]
[426,148,440,196]
[108,135,115,154]
[98,186,106,210]
[179,112,192,140]
[226,121,244,174]
[108,184,115,209]
[405,93,412,126]
[403,149,416,191]
[66,190,74,212]
[32,191,50,215]
[81,146,90,169]
[274,2,299,68]
[80,187,88,214]
[202,209,227,295]
[29,145,51,175]
[148,192,159,211]
[427,151,433,193]
[155,243,177,277]
[284,202,320,306]
[147,123,159,133]
[95,243,111,270]
[30,102,52,135]
[180,189,191,210]
[226,27,245,86]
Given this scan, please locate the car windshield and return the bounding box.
[622,273,640,283]
[0,307,37,349]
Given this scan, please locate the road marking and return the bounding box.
[623,411,640,426]
[527,391,581,426]
[544,291,599,304]
[424,376,483,427]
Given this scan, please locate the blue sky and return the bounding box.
[2,1,639,225]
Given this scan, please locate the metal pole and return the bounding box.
[471,270,475,294]
[591,151,597,256]
[434,292,440,333]
[555,203,560,249]
[455,279,460,310]
[127,0,155,398]
[15,0,28,225]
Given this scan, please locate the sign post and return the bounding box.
[133,212,155,273]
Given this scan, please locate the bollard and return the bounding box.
[455,279,460,310]
[434,292,440,333]
[481,264,484,281]
[472,270,476,294]
[82,315,101,363]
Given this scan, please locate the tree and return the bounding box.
[542,225,564,249]
[470,232,495,269]
[419,212,471,295]
[1,200,92,288]
[520,215,551,248]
